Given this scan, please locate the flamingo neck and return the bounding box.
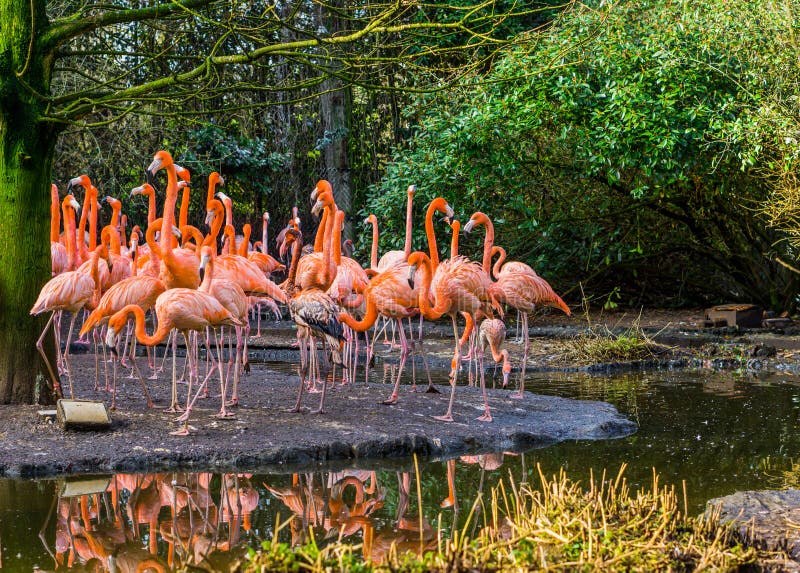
[120,215,127,251]
[50,186,60,243]
[322,206,336,285]
[124,304,172,346]
[424,203,441,271]
[314,208,328,252]
[77,190,90,261]
[63,202,77,271]
[369,218,378,270]
[199,257,215,292]
[159,162,180,253]
[339,296,378,332]
[145,218,163,262]
[450,221,460,258]
[262,217,269,254]
[179,186,191,229]
[403,192,414,259]
[492,246,507,279]
[286,237,302,295]
[414,254,445,321]
[102,225,121,256]
[147,190,156,226]
[478,216,494,274]
[238,224,251,257]
[333,212,344,266]
[88,188,98,252]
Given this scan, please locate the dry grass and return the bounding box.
[561,302,672,365]
[242,465,759,572]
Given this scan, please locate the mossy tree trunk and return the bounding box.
[0,0,62,404]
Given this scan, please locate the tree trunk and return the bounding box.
[0,0,61,404]
[0,122,60,404]
[318,1,353,239]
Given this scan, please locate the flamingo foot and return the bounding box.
[433,413,454,422]
[381,394,399,405]
[311,407,325,414]
[288,406,310,414]
[169,425,196,436]
[164,404,185,413]
[307,386,322,394]
[174,410,192,422]
[477,412,493,422]
[225,398,239,407]
[213,411,236,419]
[510,392,524,400]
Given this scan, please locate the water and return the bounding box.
[3,366,800,571]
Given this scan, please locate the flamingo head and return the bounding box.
[279,228,301,259]
[407,184,416,197]
[311,180,332,203]
[428,197,454,221]
[67,174,91,193]
[147,150,173,176]
[177,180,190,191]
[130,183,154,198]
[175,163,190,183]
[199,246,214,283]
[311,190,334,217]
[62,194,81,214]
[364,214,378,226]
[463,212,490,234]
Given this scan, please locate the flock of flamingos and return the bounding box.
[31,150,570,435]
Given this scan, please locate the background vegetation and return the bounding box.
[53,0,800,311]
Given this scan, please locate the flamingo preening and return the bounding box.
[464,212,570,397]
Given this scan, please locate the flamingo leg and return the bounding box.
[171,331,197,435]
[434,314,462,422]
[215,328,235,418]
[290,331,309,412]
[512,312,529,399]
[127,335,154,408]
[312,355,332,414]
[165,332,184,413]
[35,312,61,398]
[382,319,410,405]
[61,312,79,399]
[477,345,492,422]
[226,327,242,407]
[110,351,118,410]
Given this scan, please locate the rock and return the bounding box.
[707,489,800,571]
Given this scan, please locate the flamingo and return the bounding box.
[198,246,249,410]
[407,249,498,422]
[78,271,166,408]
[105,289,244,435]
[464,212,570,397]
[477,318,512,411]
[295,187,337,291]
[31,212,112,399]
[282,228,344,414]
[147,150,201,290]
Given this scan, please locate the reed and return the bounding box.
[242,465,758,572]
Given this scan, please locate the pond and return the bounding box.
[2,366,800,571]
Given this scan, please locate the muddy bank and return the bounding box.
[0,352,636,478]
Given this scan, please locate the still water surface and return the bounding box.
[3,366,800,571]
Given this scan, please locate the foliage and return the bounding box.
[243,465,760,572]
[364,0,799,309]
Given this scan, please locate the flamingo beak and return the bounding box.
[311,199,324,217]
[204,211,214,228]
[463,220,475,233]
[146,157,162,175]
[217,176,225,188]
